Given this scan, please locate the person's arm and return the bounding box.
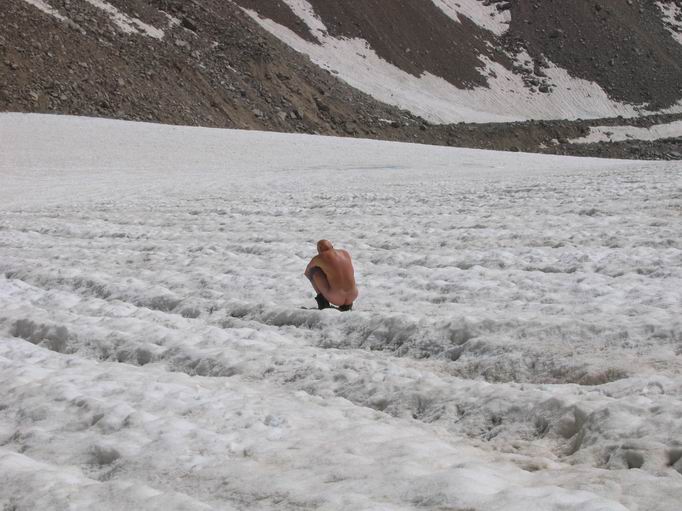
[304,255,321,277]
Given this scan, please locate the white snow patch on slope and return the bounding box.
[570,120,682,144]
[83,0,164,39]
[432,0,511,36]
[21,0,66,21]
[243,1,676,123]
[657,1,682,45]
[279,0,327,39]
[1,113,682,510]
[161,11,181,29]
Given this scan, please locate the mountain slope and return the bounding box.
[238,0,682,122]
[3,0,436,133]
[2,0,682,158]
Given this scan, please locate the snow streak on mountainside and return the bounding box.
[20,0,165,37]
[81,0,164,38]
[239,0,627,123]
[658,1,682,45]
[1,114,682,510]
[238,0,682,123]
[432,0,511,36]
[21,0,66,21]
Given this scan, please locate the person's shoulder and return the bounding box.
[338,249,352,258]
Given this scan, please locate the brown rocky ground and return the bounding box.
[1,0,681,159]
[1,0,411,132]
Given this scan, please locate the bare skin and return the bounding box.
[304,240,358,308]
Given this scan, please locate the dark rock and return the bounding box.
[314,97,330,113]
[181,18,198,32]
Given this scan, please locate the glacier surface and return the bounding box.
[1,114,681,510]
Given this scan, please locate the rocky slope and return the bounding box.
[2,0,682,158]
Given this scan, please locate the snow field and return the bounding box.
[1,114,682,510]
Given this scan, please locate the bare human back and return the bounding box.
[304,240,358,310]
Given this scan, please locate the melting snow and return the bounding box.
[569,120,682,144]
[1,113,682,510]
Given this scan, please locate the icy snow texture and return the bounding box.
[242,0,682,123]
[569,120,682,144]
[1,114,682,510]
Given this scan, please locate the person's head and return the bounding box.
[317,239,333,254]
